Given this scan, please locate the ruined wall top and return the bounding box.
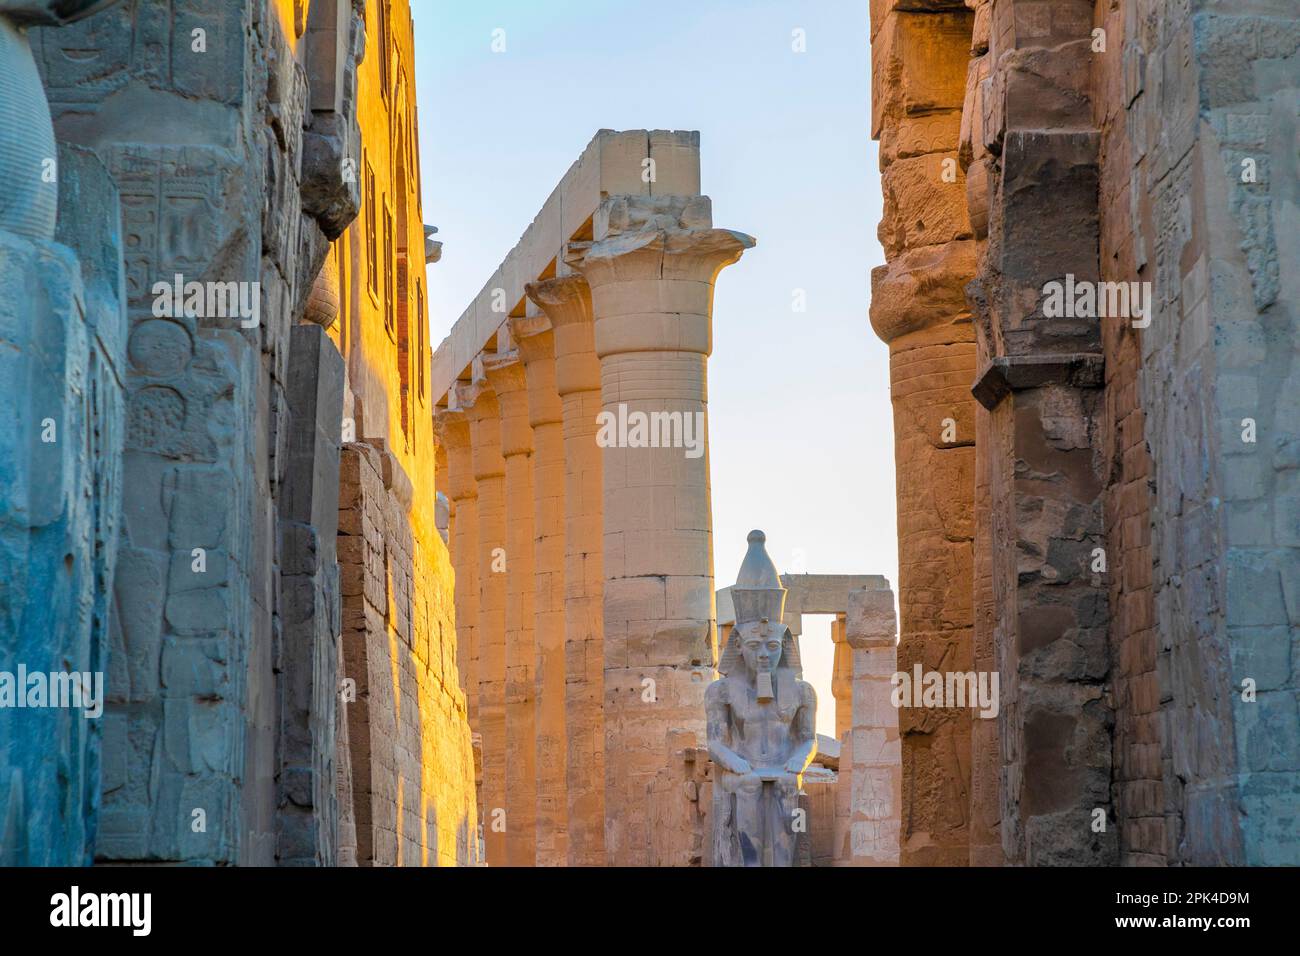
[430,129,702,403]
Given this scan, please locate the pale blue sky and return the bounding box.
[412,0,895,734]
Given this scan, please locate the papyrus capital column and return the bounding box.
[460,375,507,866]
[482,352,537,867]
[869,2,977,867]
[525,274,605,867]
[508,314,568,866]
[566,194,754,865]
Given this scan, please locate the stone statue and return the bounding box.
[707,530,817,866]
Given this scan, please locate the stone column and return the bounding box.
[846,587,901,866]
[566,195,753,865]
[831,613,853,742]
[509,313,568,866]
[525,275,604,867]
[869,3,977,866]
[966,0,1113,867]
[433,409,479,729]
[460,376,508,866]
[482,353,537,867]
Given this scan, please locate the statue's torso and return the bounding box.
[719,674,807,769]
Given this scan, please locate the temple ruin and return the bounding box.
[1,0,1295,871]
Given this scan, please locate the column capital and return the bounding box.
[433,406,472,454]
[482,349,528,398]
[508,313,555,372]
[562,195,754,359]
[525,276,600,396]
[564,195,755,286]
[457,376,497,422]
[508,314,563,428]
[458,378,505,481]
[433,407,477,504]
[482,351,534,458]
[525,276,592,329]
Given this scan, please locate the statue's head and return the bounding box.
[720,618,801,680]
[720,529,802,679]
[738,620,782,675]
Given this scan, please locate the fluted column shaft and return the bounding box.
[568,195,753,865]
[526,275,604,867]
[483,354,537,867]
[462,379,507,866]
[510,314,568,867]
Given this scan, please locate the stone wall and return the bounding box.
[872,0,1299,866]
[24,0,364,865]
[325,0,479,866]
[0,142,126,866]
[646,735,713,867]
[337,443,477,866]
[1094,0,1300,866]
[278,324,345,865]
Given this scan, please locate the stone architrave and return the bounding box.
[566,193,753,866]
[706,531,817,867]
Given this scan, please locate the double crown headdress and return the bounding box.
[718,530,802,678]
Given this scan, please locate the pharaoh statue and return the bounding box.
[707,530,818,866]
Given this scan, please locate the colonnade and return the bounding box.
[433,132,753,865]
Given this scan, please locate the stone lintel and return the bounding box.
[971,352,1104,410]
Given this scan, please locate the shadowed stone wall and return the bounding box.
[874,0,1299,866]
[1094,0,1300,866]
[0,143,126,866]
[28,0,362,864]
